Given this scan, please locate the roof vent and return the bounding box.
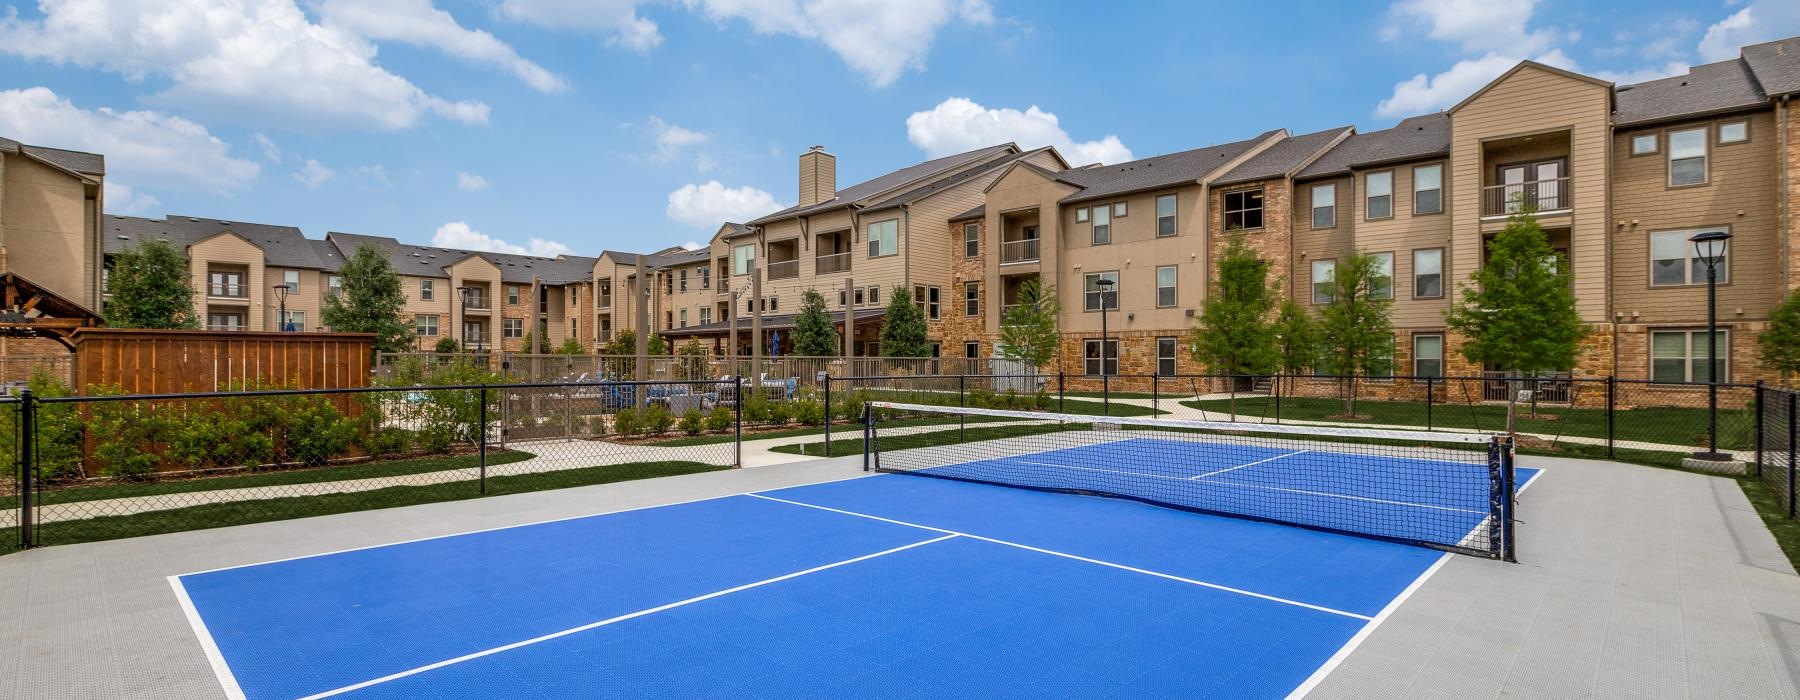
[188,218,201,222]
[116,235,130,240]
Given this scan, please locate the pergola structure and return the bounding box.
[0,272,104,351]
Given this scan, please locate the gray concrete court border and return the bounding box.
[2,453,1798,699]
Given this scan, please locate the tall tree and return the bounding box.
[1190,237,1278,380]
[1318,250,1395,417]
[1760,289,1800,387]
[104,240,198,329]
[1272,299,1320,393]
[997,278,1060,370]
[880,286,931,360]
[1444,209,1587,433]
[792,288,840,356]
[321,244,413,354]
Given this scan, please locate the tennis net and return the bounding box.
[861,401,1517,560]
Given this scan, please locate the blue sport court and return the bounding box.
[172,436,1539,699]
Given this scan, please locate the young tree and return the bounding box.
[1190,237,1279,386]
[321,244,414,354]
[1272,299,1320,393]
[648,334,668,355]
[104,240,199,329]
[880,286,931,361]
[518,329,550,354]
[555,337,585,355]
[602,329,635,356]
[434,337,460,354]
[1318,250,1395,418]
[1444,209,1587,433]
[792,288,840,356]
[675,338,710,380]
[997,278,1061,370]
[1760,289,1800,387]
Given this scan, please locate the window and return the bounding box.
[1083,339,1119,376]
[1718,121,1748,144]
[963,222,979,257]
[1370,253,1394,300]
[507,285,519,305]
[208,313,244,331]
[1091,204,1111,245]
[1223,189,1264,230]
[732,243,756,275]
[867,219,898,257]
[853,288,865,305]
[1310,184,1335,229]
[415,314,439,336]
[1083,272,1118,311]
[1413,249,1443,299]
[327,275,342,298]
[699,267,710,289]
[1632,133,1658,155]
[503,318,523,338]
[666,311,674,330]
[1155,265,1178,308]
[868,286,880,304]
[1669,127,1707,186]
[1365,171,1393,219]
[679,269,688,292]
[280,310,305,331]
[1311,260,1336,304]
[1076,207,1089,223]
[1156,194,1177,237]
[965,341,980,359]
[915,285,941,320]
[1650,228,1730,286]
[664,273,673,295]
[1112,201,1127,217]
[1414,334,1443,378]
[1651,330,1729,383]
[1413,165,1442,215]
[420,279,434,301]
[282,270,300,292]
[569,319,578,339]
[965,282,980,317]
[1156,337,1178,377]
[677,309,687,328]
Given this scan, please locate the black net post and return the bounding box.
[17,388,34,550]
[861,402,873,471]
[1606,376,1617,459]
[1486,435,1503,557]
[1500,436,1517,562]
[823,374,832,458]
[477,385,489,494]
[1755,381,1765,478]
[1274,373,1283,424]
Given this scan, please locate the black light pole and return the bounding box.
[1095,277,1115,413]
[1690,229,1732,461]
[456,286,475,351]
[272,283,290,331]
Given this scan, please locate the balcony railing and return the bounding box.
[208,283,247,298]
[768,259,800,280]
[462,297,491,310]
[206,324,247,332]
[1482,177,1571,217]
[1000,239,1040,264]
[598,294,612,309]
[815,251,851,275]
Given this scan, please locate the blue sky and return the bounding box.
[2,0,1796,257]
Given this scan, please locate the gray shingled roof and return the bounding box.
[1213,126,1354,186]
[1614,59,1767,126]
[662,308,887,337]
[1743,36,1800,97]
[106,215,329,269]
[326,231,596,284]
[861,147,1058,214]
[951,204,985,221]
[1056,130,1281,204]
[1296,114,1449,179]
[2,136,105,176]
[717,222,753,240]
[748,143,1016,225]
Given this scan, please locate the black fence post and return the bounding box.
[1754,380,1765,478]
[1102,374,1111,416]
[477,385,488,494]
[1152,375,1160,414]
[1426,377,1435,431]
[1606,376,1617,459]
[735,378,744,468]
[1273,373,1283,425]
[1058,371,1066,413]
[958,375,966,443]
[823,374,832,458]
[18,388,35,550]
[861,403,873,472]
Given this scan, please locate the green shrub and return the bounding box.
[644,404,674,434]
[837,392,867,421]
[679,409,705,436]
[284,398,358,465]
[793,399,825,426]
[415,426,455,454]
[614,407,642,436]
[85,389,164,480]
[580,414,606,436]
[165,403,273,470]
[743,395,773,424]
[968,389,996,409]
[0,370,85,481]
[707,405,733,432]
[361,426,412,456]
[1033,391,1052,410]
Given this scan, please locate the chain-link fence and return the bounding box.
[1759,387,1796,518]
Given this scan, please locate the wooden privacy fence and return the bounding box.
[70,328,374,394]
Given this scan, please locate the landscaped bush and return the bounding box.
[282,396,358,465]
[706,406,733,433]
[792,399,825,426]
[0,370,85,481]
[742,394,774,424]
[679,409,705,436]
[968,388,996,409]
[360,426,412,457]
[614,407,642,436]
[164,402,273,471]
[580,414,606,437]
[644,404,674,434]
[85,388,164,480]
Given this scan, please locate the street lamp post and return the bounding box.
[456,286,476,352]
[1689,229,1733,462]
[271,283,290,332]
[1095,277,1115,415]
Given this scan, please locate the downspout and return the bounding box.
[1782,95,1792,293]
[901,203,912,289]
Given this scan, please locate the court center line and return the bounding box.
[996,459,1484,515]
[746,493,1372,621]
[1190,450,1310,479]
[297,533,959,700]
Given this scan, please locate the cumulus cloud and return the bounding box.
[1699,3,1800,61]
[1381,0,1567,55]
[252,133,284,163]
[315,0,568,93]
[0,0,489,131]
[0,87,260,194]
[906,97,1132,165]
[432,222,571,257]
[666,181,785,229]
[497,0,664,51]
[638,116,711,169]
[456,172,489,191]
[293,159,336,189]
[104,181,160,216]
[681,241,704,251]
[685,0,995,86]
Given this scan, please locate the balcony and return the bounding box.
[1482,177,1571,218]
[768,259,800,280]
[208,283,249,301]
[1000,239,1040,264]
[206,324,248,332]
[816,251,851,275]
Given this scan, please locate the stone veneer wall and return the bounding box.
[931,218,992,359]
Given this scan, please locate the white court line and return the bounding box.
[168,576,247,700]
[745,493,1371,621]
[1190,450,1310,479]
[298,534,959,699]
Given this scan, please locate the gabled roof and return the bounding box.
[106,215,328,270]
[1212,126,1355,186]
[326,231,596,284]
[1296,114,1449,179]
[1449,60,1612,115]
[1,136,104,177]
[1743,35,1800,97]
[714,222,752,242]
[951,204,985,222]
[860,147,1064,214]
[1614,58,1768,126]
[748,143,1018,225]
[1055,130,1282,204]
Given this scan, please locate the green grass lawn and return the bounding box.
[1180,395,1754,450]
[1740,476,1800,573]
[2,460,726,554]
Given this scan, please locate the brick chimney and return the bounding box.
[798,145,836,208]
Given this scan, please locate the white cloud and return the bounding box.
[666,181,785,228]
[252,133,284,163]
[0,87,259,194]
[456,172,489,191]
[645,116,708,161]
[1589,61,1691,85]
[686,0,994,86]
[1382,0,1565,54]
[104,181,160,216]
[432,222,571,257]
[315,0,568,93]
[0,0,489,131]
[293,159,336,189]
[681,241,704,250]
[358,164,392,187]
[906,97,1132,165]
[1700,3,1800,61]
[497,0,664,51]
[1375,54,1524,118]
